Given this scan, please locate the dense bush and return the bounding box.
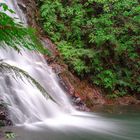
[39,0,140,97]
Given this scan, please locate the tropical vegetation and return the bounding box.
[0,3,48,54]
[38,0,140,97]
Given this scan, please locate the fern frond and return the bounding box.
[0,4,50,55]
[0,61,55,102]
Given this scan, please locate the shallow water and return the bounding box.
[2,106,140,140]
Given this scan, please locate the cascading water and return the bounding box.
[1,1,140,140]
[0,0,75,124]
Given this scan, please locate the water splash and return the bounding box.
[1,1,139,140]
[0,0,74,124]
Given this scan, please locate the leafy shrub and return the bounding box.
[39,0,140,96]
[0,3,48,54]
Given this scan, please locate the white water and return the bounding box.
[0,0,118,135]
[1,2,140,140]
[0,0,75,124]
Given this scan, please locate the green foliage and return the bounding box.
[0,3,49,54]
[0,3,55,103]
[0,61,56,102]
[39,0,140,96]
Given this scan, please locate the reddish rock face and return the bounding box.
[57,69,106,110]
[18,0,140,110]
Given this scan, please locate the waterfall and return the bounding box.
[0,0,75,124]
[1,2,140,140]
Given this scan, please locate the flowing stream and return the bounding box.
[0,0,140,140]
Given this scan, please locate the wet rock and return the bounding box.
[72,96,90,111]
[57,70,91,111]
[50,64,64,74]
[0,100,12,127]
[72,96,82,105]
[17,2,27,12]
[0,111,6,120]
[20,0,41,31]
[73,97,81,104]
[57,69,106,110]
[59,75,75,95]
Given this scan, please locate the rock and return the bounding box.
[0,111,6,120]
[72,97,82,105]
[74,97,81,104]
[0,100,12,127]
[51,64,63,74]
[17,2,27,12]
[59,75,75,95]
[71,96,90,111]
